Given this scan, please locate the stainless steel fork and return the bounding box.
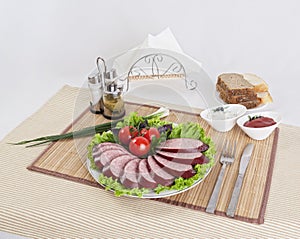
[206,139,237,214]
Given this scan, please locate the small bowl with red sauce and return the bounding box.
[237,111,281,140]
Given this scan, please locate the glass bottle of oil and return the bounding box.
[102,69,125,119]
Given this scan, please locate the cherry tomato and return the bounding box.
[118,126,138,145]
[147,127,160,141]
[140,128,149,138]
[129,136,150,157]
[129,126,139,138]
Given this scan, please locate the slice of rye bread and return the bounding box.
[239,100,260,109]
[217,85,257,103]
[217,73,256,96]
[218,86,260,108]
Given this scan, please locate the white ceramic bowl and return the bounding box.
[200,104,247,132]
[237,111,281,140]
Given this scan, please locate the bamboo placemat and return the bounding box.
[28,102,279,224]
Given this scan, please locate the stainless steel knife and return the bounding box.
[226,143,254,218]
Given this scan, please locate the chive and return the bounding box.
[11,121,118,147]
[11,107,169,147]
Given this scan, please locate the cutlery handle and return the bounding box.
[206,164,226,214]
[226,174,243,217]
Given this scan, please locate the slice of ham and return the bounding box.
[156,138,209,153]
[147,156,174,186]
[156,150,204,165]
[190,155,209,165]
[102,154,136,179]
[137,159,158,189]
[94,149,127,170]
[153,154,195,178]
[120,158,141,189]
[92,142,128,158]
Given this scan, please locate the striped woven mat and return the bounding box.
[28,102,279,224]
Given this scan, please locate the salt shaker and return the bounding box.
[88,72,103,114]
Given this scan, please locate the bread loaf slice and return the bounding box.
[243,73,273,104]
[216,73,259,108]
[238,99,260,109]
[217,84,257,103]
[217,86,259,108]
[217,73,256,96]
[243,73,269,92]
[257,92,273,104]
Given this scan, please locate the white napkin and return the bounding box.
[138,28,203,68]
[113,28,202,73]
[136,27,184,54]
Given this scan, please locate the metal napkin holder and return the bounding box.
[127,53,197,90]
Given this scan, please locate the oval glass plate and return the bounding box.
[86,159,212,199]
[214,90,267,111]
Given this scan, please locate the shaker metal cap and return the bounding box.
[105,68,117,79]
[88,72,101,84]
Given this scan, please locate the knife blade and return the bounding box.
[226,143,254,218]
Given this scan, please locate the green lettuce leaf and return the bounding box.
[116,112,170,129]
[116,112,143,128]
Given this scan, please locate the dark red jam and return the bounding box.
[244,116,276,128]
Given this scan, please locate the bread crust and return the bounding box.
[217,73,256,96]
[237,99,260,109]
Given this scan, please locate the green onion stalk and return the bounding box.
[12,107,170,147]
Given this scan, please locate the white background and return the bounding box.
[0,1,299,238]
[1,0,299,142]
